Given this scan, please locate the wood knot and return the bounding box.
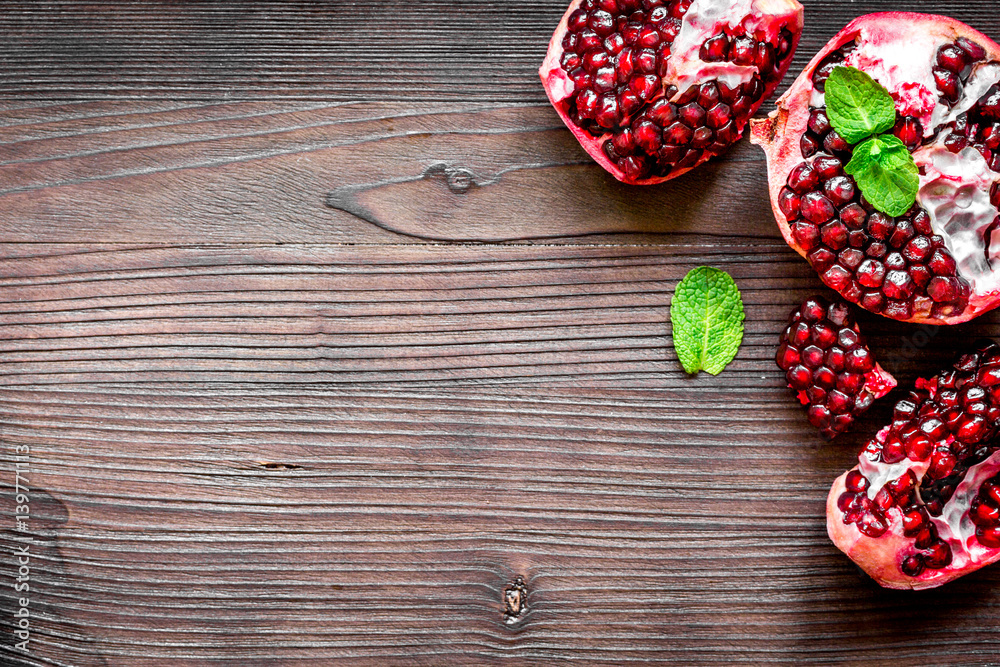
[503,576,528,624]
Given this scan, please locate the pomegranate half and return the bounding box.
[541,0,803,184]
[752,13,1000,325]
[828,340,1000,589]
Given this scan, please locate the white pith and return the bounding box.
[665,0,786,99]
[916,141,1000,294]
[936,450,1000,566]
[858,428,925,499]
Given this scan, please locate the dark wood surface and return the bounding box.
[3,1,1000,665]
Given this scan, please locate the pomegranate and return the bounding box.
[828,340,1000,589]
[751,13,1000,324]
[540,0,803,184]
[776,295,895,439]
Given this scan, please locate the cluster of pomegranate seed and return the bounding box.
[837,340,1000,577]
[557,0,795,180]
[773,38,1000,322]
[604,81,749,179]
[971,474,1000,549]
[776,296,885,438]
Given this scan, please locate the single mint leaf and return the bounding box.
[844,135,919,217]
[826,66,897,144]
[670,266,745,376]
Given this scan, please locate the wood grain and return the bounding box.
[3,1,1000,665]
[4,382,1000,666]
[4,243,1000,665]
[0,100,780,244]
[0,0,996,101]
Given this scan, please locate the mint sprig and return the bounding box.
[844,135,920,217]
[825,67,897,144]
[824,66,919,217]
[670,266,745,376]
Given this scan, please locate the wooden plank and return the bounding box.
[0,101,780,244]
[4,382,1000,666]
[0,1,997,101]
[3,243,993,387]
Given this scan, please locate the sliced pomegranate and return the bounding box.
[828,340,1000,589]
[777,295,895,439]
[541,0,803,184]
[751,13,1000,324]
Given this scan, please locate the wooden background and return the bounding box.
[3,1,1000,665]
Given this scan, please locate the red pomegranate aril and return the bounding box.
[839,203,867,229]
[699,33,728,62]
[901,555,924,577]
[776,296,894,438]
[933,67,962,102]
[823,176,855,205]
[971,500,1000,526]
[894,117,923,150]
[845,470,869,493]
[856,259,886,288]
[801,192,836,223]
[787,162,819,193]
[858,512,889,537]
[978,527,1000,548]
[902,509,926,535]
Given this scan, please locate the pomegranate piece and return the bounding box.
[541,0,804,184]
[776,295,895,439]
[751,13,1000,324]
[828,339,1000,589]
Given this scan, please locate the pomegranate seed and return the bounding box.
[971,499,1000,526]
[956,37,986,61]
[933,67,961,102]
[823,176,855,205]
[786,162,818,193]
[699,33,729,62]
[894,117,923,150]
[857,512,888,537]
[937,44,969,74]
[845,470,869,493]
[812,154,843,180]
[901,510,925,535]
[807,108,831,135]
[856,259,885,288]
[823,129,850,154]
[901,555,924,577]
[801,192,836,223]
[800,134,820,158]
[978,527,1000,548]
[882,270,915,300]
[820,220,848,248]
[923,541,952,569]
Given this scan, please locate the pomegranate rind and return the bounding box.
[828,454,1000,590]
[541,0,804,185]
[865,363,896,400]
[750,12,1000,325]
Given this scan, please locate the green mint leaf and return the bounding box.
[825,66,897,144]
[670,266,745,376]
[844,134,919,217]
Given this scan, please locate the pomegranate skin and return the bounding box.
[827,341,1000,589]
[541,0,804,185]
[827,456,1000,590]
[751,13,1000,325]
